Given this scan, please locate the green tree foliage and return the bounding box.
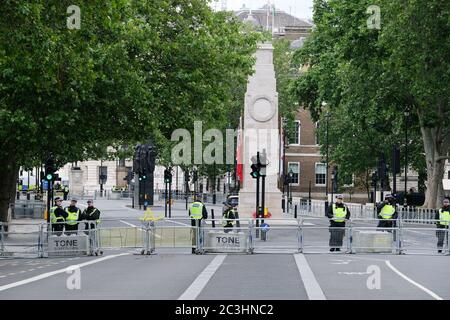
[292,0,449,207]
[0,0,260,221]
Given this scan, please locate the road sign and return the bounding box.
[260,223,270,232]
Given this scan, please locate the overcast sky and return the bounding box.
[210,0,314,20]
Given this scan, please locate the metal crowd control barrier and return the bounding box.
[152,218,197,252]
[200,219,252,254]
[250,219,301,253]
[0,221,45,258]
[1,217,449,258]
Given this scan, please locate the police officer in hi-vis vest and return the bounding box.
[188,196,208,254]
[50,197,68,236]
[64,199,81,235]
[222,206,236,233]
[326,194,351,252]
[377,194,399,230]
[435,198,450,253]
[80,199,101,235]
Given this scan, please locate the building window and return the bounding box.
[289,121,300,145]
[315,122,320,145]
[288,162,300,185]
[315,163,326,186]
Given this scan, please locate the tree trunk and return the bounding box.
[0,154,19,223]
[421,125,449,208]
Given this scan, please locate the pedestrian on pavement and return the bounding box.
[326,194,351,252]
[435,198,450,253]
[222,205,236,233]
[377,194,399,238]
[50,197,67,236]
[64,198,81,235]
[80,200,101,235]
[63,185,69,200]
[188,196,208,254]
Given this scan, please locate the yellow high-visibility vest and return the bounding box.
[189,202,203,219]
[380,204,395,219]
[332,204,347,222]
[65,208,80,225]
[50,206,65,224]
[222,209,236,226]
[439,209,450,226]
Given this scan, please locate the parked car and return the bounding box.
[222,195,239,214]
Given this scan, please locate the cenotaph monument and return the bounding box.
[238,42,283,218]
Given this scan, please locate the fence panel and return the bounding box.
[250,219,300,253]
[400,226,449,255]
[152,218,196,250]
[0,222,44,258]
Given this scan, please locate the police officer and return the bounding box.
[222,205,236,233]
[63,185,69,200]
[81,200,101,234]
[64,199,81,235]
[188,196,208,254]
[435,198,450,253]
[377,194,399,230]
[50,197,67,236]
[326,194,351,252]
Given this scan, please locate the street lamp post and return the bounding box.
[322,102,330,215]
[404,107,410,207]
[281,118,287,212]
[288,169,294,213]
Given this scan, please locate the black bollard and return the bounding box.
[211,209,215,228]
[294,204,298,219]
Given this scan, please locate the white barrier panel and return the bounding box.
[204,231,248,253]
[48,235,89,257]
[353,230,393,253]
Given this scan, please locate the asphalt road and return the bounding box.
[1,199,450,300]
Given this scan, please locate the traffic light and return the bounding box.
[44,155,56,182]
[371,172,378,187]
[164,169,172,184]
[139,172,147,181]
[250,163,260,179]
[192,170,198,182]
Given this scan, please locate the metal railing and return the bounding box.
[292,199,438,224]
[1,217,449,258]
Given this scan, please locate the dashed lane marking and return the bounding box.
[178,255,227,300]
[294,254,326,300]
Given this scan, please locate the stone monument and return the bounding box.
[238,42,283,218]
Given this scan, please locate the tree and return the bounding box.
[292,0,449,208]
[0,0,260,222]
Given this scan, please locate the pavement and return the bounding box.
[1,198,450,300]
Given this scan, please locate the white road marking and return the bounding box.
[294,254,326,300]
[166,219,191,227]
[338,271,370,275]
[331,259,353,265]
[28,269,35,272]
[178,255,227,300]
[7,273,15,276]
[0,275,5,278]
[119,220,161,239]
[385,260,443,300]
[0,253,130,292]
